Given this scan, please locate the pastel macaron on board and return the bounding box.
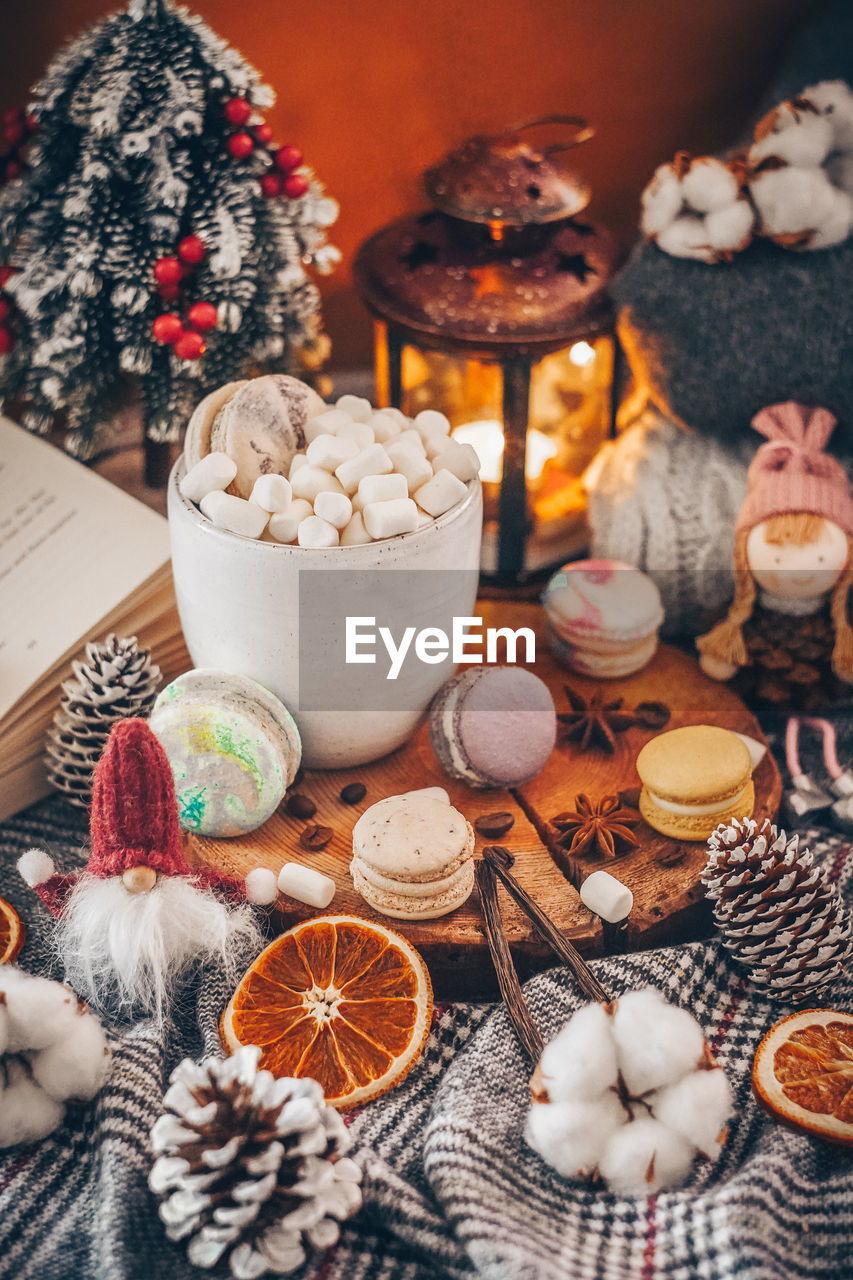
[350,788,475,920]
[636,724,755,841]
[148,669,302,838]
[428,667,557,789]
[543,559,665,678]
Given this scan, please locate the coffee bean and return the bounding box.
[340,782,367,806]
[292,767,305,788]
[286,793,317,820]
[633,701,671,730]
[617,787,642,809]
[300,824,333,851]
[474,812,515,839]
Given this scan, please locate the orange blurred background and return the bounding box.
[4,0,817,369]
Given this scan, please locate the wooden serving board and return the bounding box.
[188,602,781,999]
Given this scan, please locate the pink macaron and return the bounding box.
[543,559,664,678]
[428,666,557,788]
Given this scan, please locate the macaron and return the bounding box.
[429,666,556,789]
[183,380,247,469]
[209,374,326,498]
[543,559,664,678]
[149,669,302,837]
[636,724,755,841]
[350,788,475,920]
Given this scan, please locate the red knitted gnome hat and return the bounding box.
[736,402,853,537]
[87,718,192,879]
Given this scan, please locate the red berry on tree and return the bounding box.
[3,120,25,148]
[253,121,273,146]
[152,312,183,344]
[0,326,16,354]
[177,234,206,265]
[4,161,22,181]
[156,282,181,303]
[227,132,254,160]
[0,265,17,287]
[153,256,182,285]
[24,113,38,135]
[275,145,303,173]
[0,299,9,322]
[260,172,281,198]
[174,330,206,360]
[283,171,308,199]
[188,301,217,332]
[2,108,19,126]
[224,97,252,126]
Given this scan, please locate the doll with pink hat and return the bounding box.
[697,401,853,707]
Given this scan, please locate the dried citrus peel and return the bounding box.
[752,1009,853,1146]
[221,915,432,1109]
[0,896,24,965]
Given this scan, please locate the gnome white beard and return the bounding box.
[54,873,263,1024]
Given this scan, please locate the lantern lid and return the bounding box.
[353,212,618,355]
[424,116,594,227]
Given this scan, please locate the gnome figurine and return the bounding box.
[697,402,853,709]
[17,719,277,1022]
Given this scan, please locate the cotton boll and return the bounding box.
[826,151,853,196]
[651,1069,733,1159]
[655,216,716,262]
[681,158,739,213]
[537,1002,618,1101]
[0,1002,9,1056]
[525,1092,625,1180]
[29,1009,111,1102]
[802,80,853,152]
[750,104,833,168]
[0,1061,65,1148]
[640,163,684,236]
[611,989,705,1096]
[751,166,853,248]
[705,199,755,254]
[1,970,85,1053]
[598,1116,695,1195]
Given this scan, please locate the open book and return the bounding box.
[0,418,188,822]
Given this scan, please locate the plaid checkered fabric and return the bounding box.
[1,775,851,1279]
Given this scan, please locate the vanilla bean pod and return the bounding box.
[475,859,544,1062]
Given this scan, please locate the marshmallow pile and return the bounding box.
[181,390,479,549]
[526,989,732,1195]
[0,966,111,1148]
[642,79,853,260]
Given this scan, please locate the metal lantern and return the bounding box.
[353,116,621,583]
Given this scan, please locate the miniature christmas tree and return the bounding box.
[0,0,339,471]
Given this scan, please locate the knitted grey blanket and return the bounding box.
[1,785,851,1280]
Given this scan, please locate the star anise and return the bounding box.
[551,794,641,860]
[557,686,635,753]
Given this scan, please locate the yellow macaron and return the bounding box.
[636,725,754,841]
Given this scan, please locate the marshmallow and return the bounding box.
[370,411,404,443]
[289,454,309,478]
[297,515,340,548]
[431,439,481,483]
[414,409,451,439]
[335,443,393,494]
[336,420,375,451]
[314,490,353,530]
[341,511,372,545]
[397,428,427,455]
[304,408,352,443]
[200,490,269,539]
[291,465,347,503]
[580,871,633,923]
[306,432,359,472]
[180,451,237,503]
[277,862,336,909]
[249,473,293,513]
[267,498,313,543]
[357,472,409,505]
[413,468,468,517]
[386,440,433,492]
[422,432,453,461]
[336,394,374,423]
[362,497,419,540]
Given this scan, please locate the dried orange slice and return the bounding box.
[752,1009,853,1146]
[221,915,433,1109]
[0,896,24,965]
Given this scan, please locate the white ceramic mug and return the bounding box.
[167,460,483,768]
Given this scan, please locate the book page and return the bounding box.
[0,418,171,720]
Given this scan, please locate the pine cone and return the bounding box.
[45,634,160,807]
[702,817,853,1000]
[149,1046,362,1279]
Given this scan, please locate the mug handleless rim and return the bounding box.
[169,457,482,557]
